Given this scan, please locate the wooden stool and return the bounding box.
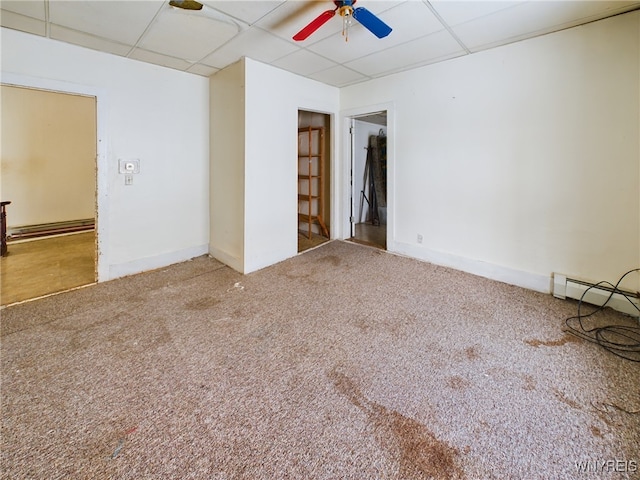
[1,201,11,257]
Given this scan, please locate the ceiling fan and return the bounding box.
[293,0,392,42]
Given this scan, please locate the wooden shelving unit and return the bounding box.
[298,126,328,239]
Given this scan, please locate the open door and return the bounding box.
[298,110,331,253]
[0,85,97,305]
[349,112,387,249]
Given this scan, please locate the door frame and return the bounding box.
[340,102,394,249]
[1,72,109,282]
[296,108,335,244]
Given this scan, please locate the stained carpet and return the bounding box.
[1,241,638,479]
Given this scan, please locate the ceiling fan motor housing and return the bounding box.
[338,5,354,17]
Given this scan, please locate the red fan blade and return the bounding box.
[293,9,336,41]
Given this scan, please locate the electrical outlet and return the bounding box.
[417,234,423,244]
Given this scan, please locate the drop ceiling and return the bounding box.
[1,0,639,87]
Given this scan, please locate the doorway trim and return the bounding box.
[1,72,109,282]
[340,102,395,249]
[296,106,337,241]
[297,109,332,253]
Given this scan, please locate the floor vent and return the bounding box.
[553,273,640,318]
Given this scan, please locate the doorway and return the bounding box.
[0,85,97,305]
[298,110,331,253]
[350,112,388,249]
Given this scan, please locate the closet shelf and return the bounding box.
[298,126,329,240]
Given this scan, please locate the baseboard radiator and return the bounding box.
[553,273,640,318]
[8,219,95,241]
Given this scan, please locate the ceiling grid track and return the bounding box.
[44,0,50,38]
[125,2,167,59]
[2,0,640,86]
[423,0,470,55]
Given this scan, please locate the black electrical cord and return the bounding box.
[564,268,640,362]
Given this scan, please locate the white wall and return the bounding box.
[1,28,210,280]
[341,12,640,292]
[242,58,339,273]
[207,58,339,274]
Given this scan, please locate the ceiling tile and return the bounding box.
[50,24,133,56]
[373,1,444,41]
[271,48,338,76]
[2,0,638,87]
[305,25,383,64]
[0,9,45,36]
[201,27,298,69]
[308,64,368,87]
[1,0,46,20]
[138,7,239,62]
[49,1,164,45]
[128,47,192,71]
[201,1,285,25]
[345,0,407,16]
[187,63,220,76]
[429,1,524,27]
[451,1,640,52]
[345,28,465,77]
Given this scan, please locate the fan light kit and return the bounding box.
[168,0,203,10]
[293,0,392,42]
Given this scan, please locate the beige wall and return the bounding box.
[3,28,210,281]
[1,85,96,228]
[209,60,245,272]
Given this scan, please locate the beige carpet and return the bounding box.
[1,241,638,479]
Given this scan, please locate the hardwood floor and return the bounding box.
[298,231,330,253]
[0,231,96,306]
[351,222,386,249]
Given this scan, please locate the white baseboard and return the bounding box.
[208,245,243,273]
[389,241,552,294]
[209,244,297,274]
[108,244,209,280]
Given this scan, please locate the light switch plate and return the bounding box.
[118,159,140,174]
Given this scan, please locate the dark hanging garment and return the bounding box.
[368,132,387,225]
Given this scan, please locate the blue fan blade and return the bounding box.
[352,7,392,39]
